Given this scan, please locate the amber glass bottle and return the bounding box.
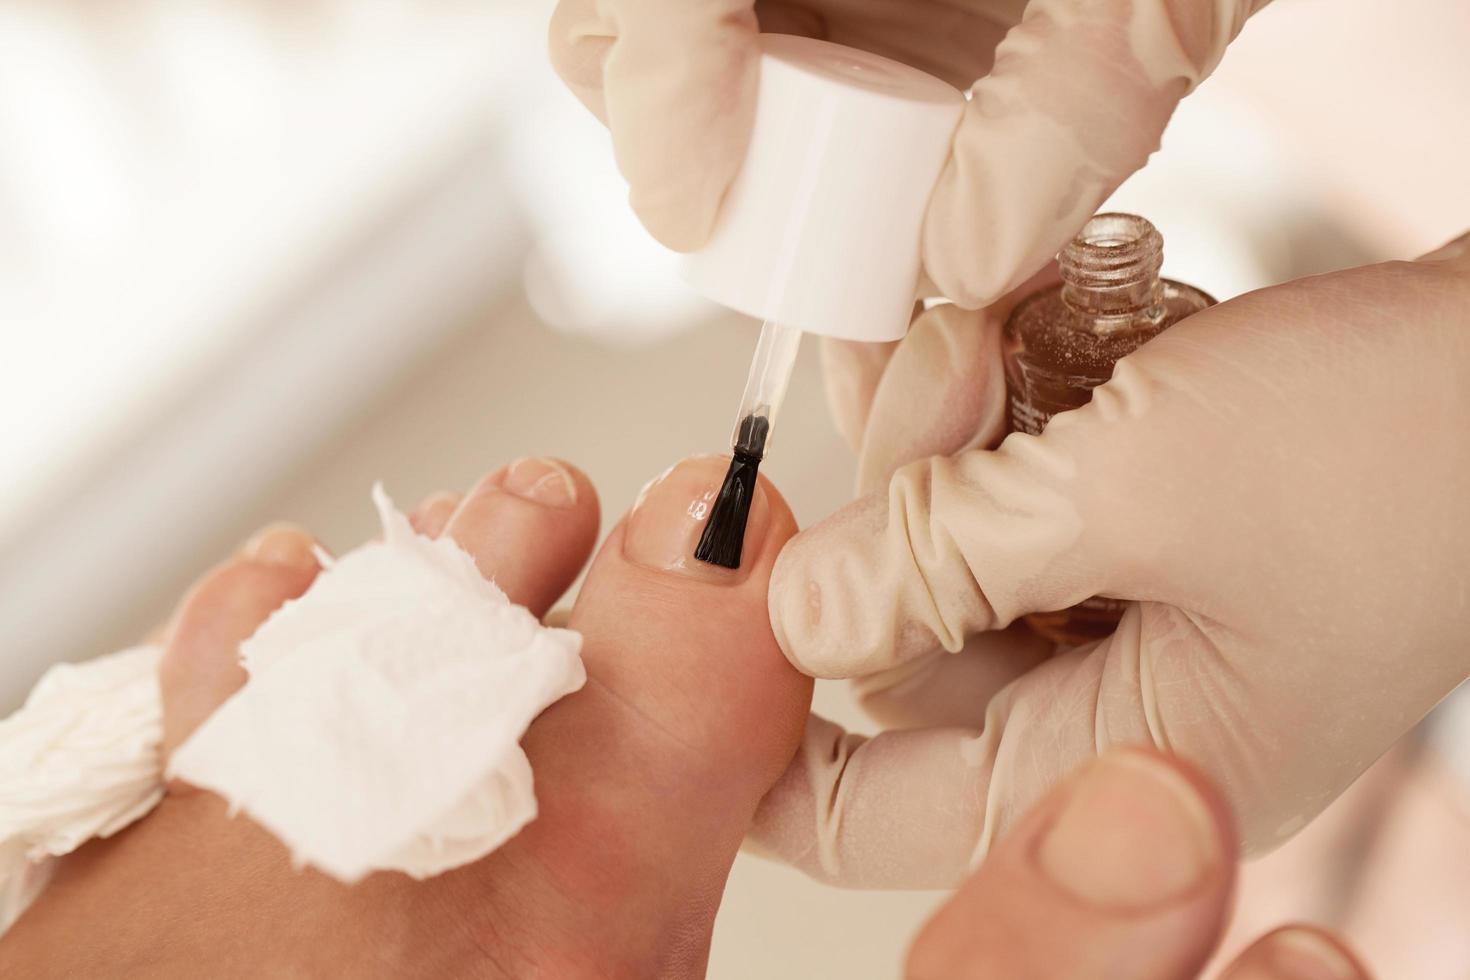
[1003,212,1215,645]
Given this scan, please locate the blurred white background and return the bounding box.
[2,0,1468,976]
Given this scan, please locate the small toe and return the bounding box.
[409,491,463,538]
[444,458,599,617]
[159,525,319,756]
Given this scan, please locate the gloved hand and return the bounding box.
[549,0,1268,307]
[748,235,1470,888]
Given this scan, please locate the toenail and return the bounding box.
[502,457,578,508]
[242,523,318,571]
[623,456,770,582]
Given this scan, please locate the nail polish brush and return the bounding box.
[678,34,965,568]
[694,318,800,567]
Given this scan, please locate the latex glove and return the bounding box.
[549,0,1267,306]
[749,235,1470,888]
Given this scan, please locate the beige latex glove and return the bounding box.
[749,235,1470,888]
[548,0,1268,308]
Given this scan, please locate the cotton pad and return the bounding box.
[168,485,585,881]
[0,485,584,931]
[0,645,164,932]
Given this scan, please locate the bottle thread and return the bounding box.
[1059,212,1165,326]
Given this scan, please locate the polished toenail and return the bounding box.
[502,458,578,508]
[623,456,770,582]
[242,524,318,571]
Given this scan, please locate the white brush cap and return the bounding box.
[681,35,964,343]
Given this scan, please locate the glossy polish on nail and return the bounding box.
[624,457,769,582]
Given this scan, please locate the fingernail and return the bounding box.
[241,523,318,571]
[1256,928,1364,980]
[623,455,770,582]
[501,457,577,508]
[1038,752,1221,910]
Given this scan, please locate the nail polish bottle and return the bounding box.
[1003,212,1216,646]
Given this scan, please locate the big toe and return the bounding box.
[573,454,810,792]
[506,456,811,964]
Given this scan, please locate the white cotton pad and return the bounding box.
[0,645,165,932]
[167,485,585,882]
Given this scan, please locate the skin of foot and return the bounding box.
[0,454,810,979]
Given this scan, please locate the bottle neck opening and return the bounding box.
[1059,213,1165,322]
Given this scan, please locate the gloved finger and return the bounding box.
[547,0,614,121]
[549,0,760,251]
[819,334,902,454]
[924,0,1263,308]
[905,750,1235,980]
[849,263,1060,495]
[548,0,826,121]
[748,713,988,887]
[1217,927,1371,980]
[853,625,1051,731]
[857,304,1003,495]
[822,267,1062,729]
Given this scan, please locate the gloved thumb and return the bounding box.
[924,0,1263,308]
[548,0,759,251]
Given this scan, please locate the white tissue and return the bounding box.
[168,485,585,881]
[0,485,584,933]
[0,644,165,932]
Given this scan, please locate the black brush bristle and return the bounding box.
[694,414,770,569]
[694,452,762,569]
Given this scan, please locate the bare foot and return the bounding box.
[1,456,810,978]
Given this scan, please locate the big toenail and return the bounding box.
[623,456,770,582]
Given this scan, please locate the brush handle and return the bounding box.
[731,319,802,456]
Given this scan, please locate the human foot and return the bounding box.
[0,455,808,978]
